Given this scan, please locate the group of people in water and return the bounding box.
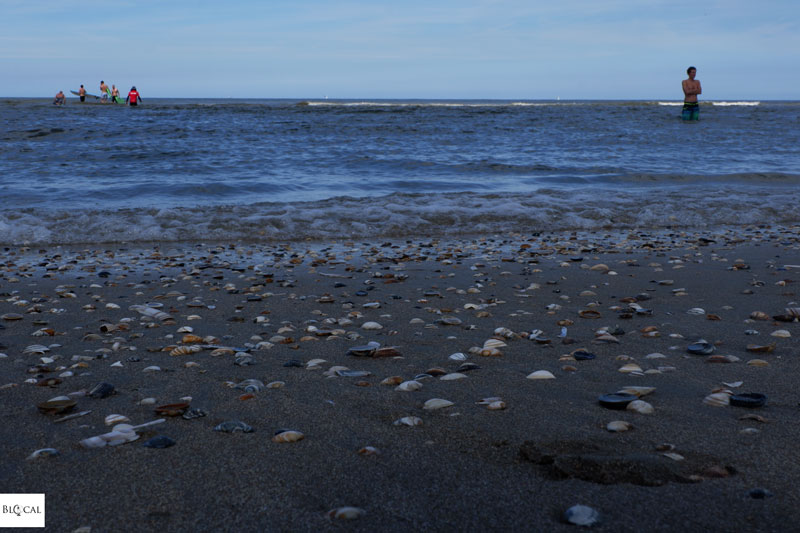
[53,81,142,106]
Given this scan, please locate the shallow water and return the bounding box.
[1,98,798,244]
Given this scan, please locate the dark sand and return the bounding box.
[1,227,799,532]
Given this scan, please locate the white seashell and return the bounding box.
[306,358,327,367]
[722,381,743,388]
[703,392,730,407]
[686,308,706,315]
[272,430,304,443]
[487,400,506,410]
[448,352,467,361]
[395,380,423,392]
[409,318,425,324]
[328,506,366,520]
[645,352,667,359]
[105,303,120,309]
[110,361,123,368]
[361,321,383,330]
[393,416,423,426]
[526,370,555,380]
[626,400,654,414]
[663,452,685,461]
[177,326,194,333]
[139,397,157,405]
[771,329,791,338]
[606,420,632,432]
[142,366,161,372]
[439,372,468,381]
[104,414,130,426]
[27,448,60,460]
[423,398,454,410]
[24,344,50,355]
[266,381,285,389]
[483,338,507,349]
[618,363,643,374]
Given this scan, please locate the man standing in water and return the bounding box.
[126,86,142,106]
[78,85,86,102]
[100,80,109,102]
[682,66,701,121]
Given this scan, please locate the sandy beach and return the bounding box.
[2,226,799,532]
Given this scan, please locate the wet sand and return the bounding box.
[1,227,799,532]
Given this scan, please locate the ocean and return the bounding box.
[1,98,798,245]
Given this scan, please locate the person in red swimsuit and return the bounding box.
[126,86,143,106]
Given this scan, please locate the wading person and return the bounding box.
[126,86,142,106]
[682,66,702,121]
[79,85,86,102]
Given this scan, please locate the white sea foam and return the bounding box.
[711,101,760,106]
[1,189,797,246]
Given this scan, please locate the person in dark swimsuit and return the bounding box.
[681,66,701,121]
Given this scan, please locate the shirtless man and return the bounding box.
[53,90,66,105]
[100,80,109,102]
[78,85,86,102]
[681,66,701,121]
[111,85,120,103]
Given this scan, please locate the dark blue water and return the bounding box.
[1,98,799,244]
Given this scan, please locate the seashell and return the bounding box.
[729,393,767,408]
[589,264,609,272]
[272,430,304,443]
[37,398,76,415]
[749,311,770,321]
[142,366,161,372]
[746,343,776,353]
[129,305,173,322]
[606,420,632,432]
[306,358,327,368]
[24,344,50,355]
[439,316,462,326]
[1,313,24,321]
[423,398,454,410]
[361,321,383,330]
[181,334,203,344]
[686,307,706,315]
[266,381,286,388]
[571,349,596,360]
[182,408,207,420]
[479,347,503,357]
[380,376,403,386]
[395,380,422,392]
[154,403,190,416]
[594,333,619,343]
[616,386,655,398]
[234,354,255,366]
[626,400,654,414]
[214,420,254,433]
[176,326,193,333]
[482,338,507,349]
[747,359,769,367]
[578,309,601,319]
[425,367,447,376]
[347,341,380,356]
[526,370,555,380]
[487,400,506,410]
[645,352,667,359]
[439,372,468,381]
[770,330,791,338]
[618,363,642,374]
[27,448,60,460]
[170,345,201,356]
[104,414,130,426]
[563,505,600,527]
[687,341,715,355]
[457,362,480,372]
[393,416,422,427]
[89,382,115,399]
[448,352,468,361]
[142,435,176,449]
[236,379,265,392]
[210,347,234,357]
[327,507,366,520]
[139,397,157,405]
[663,452,685,461]
[357,446,380,456]
[703,392,731,407]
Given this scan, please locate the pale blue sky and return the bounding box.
[2,0,797,99]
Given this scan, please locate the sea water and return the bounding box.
[1,98,798,244]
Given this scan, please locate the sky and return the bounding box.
[1,0,797,99]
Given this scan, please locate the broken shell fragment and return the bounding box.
[703,392,731,407]
[327,507,366,520]
[104,414,130,426]
[214,420,254,433]
[393,416,422,426]
[27,448,60,460]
